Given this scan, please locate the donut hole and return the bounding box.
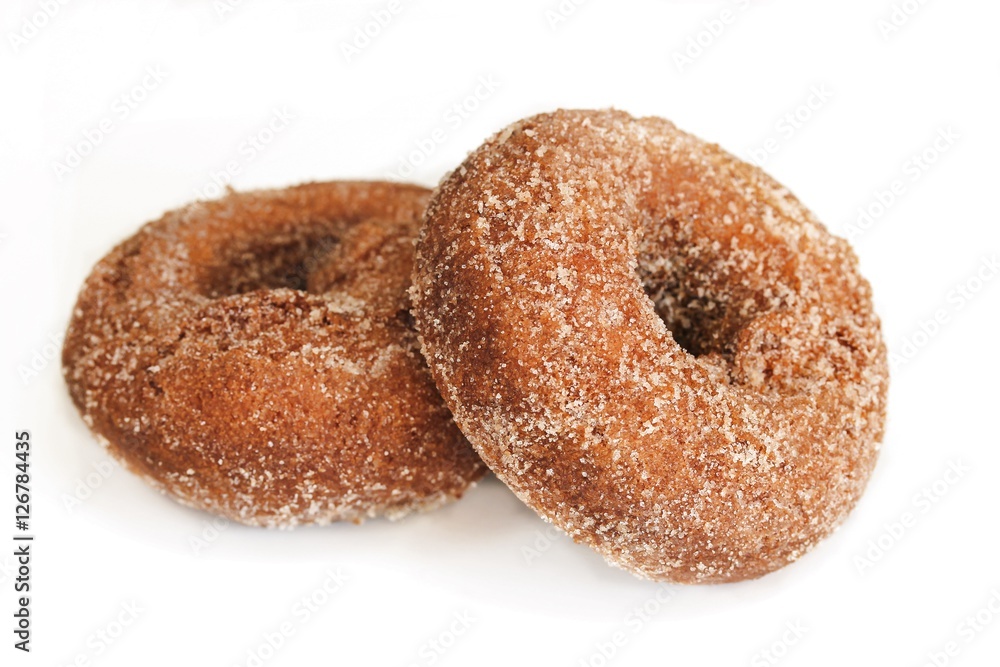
[638,269,748,358]
[197,230,340,298]
[635,220,796,360]
[184,220,341,299]
[186,218,417,322]
[636,255,759,359]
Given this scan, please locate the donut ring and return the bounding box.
[63,181,485,527]
[412,110,888,582]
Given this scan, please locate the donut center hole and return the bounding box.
[635,222,781,359]
[639,274,730,358]
[202,233,339,298]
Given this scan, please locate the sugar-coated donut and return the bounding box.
[63,181,485,527]
[412,110,888,582]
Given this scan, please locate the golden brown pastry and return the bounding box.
[63,181,485,527]
[412,110,888,582]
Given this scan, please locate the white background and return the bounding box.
[2,1,999,665]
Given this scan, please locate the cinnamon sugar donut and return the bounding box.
[412,110,888,582]
[63,181,485,527]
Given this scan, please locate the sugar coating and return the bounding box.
[63,181,486,527]
[412,110,888,583]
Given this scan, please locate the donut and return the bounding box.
[412,110,888,583]
[63,181,486,527]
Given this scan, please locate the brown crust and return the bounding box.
[63,181,486,527]
[412,110,888,583]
